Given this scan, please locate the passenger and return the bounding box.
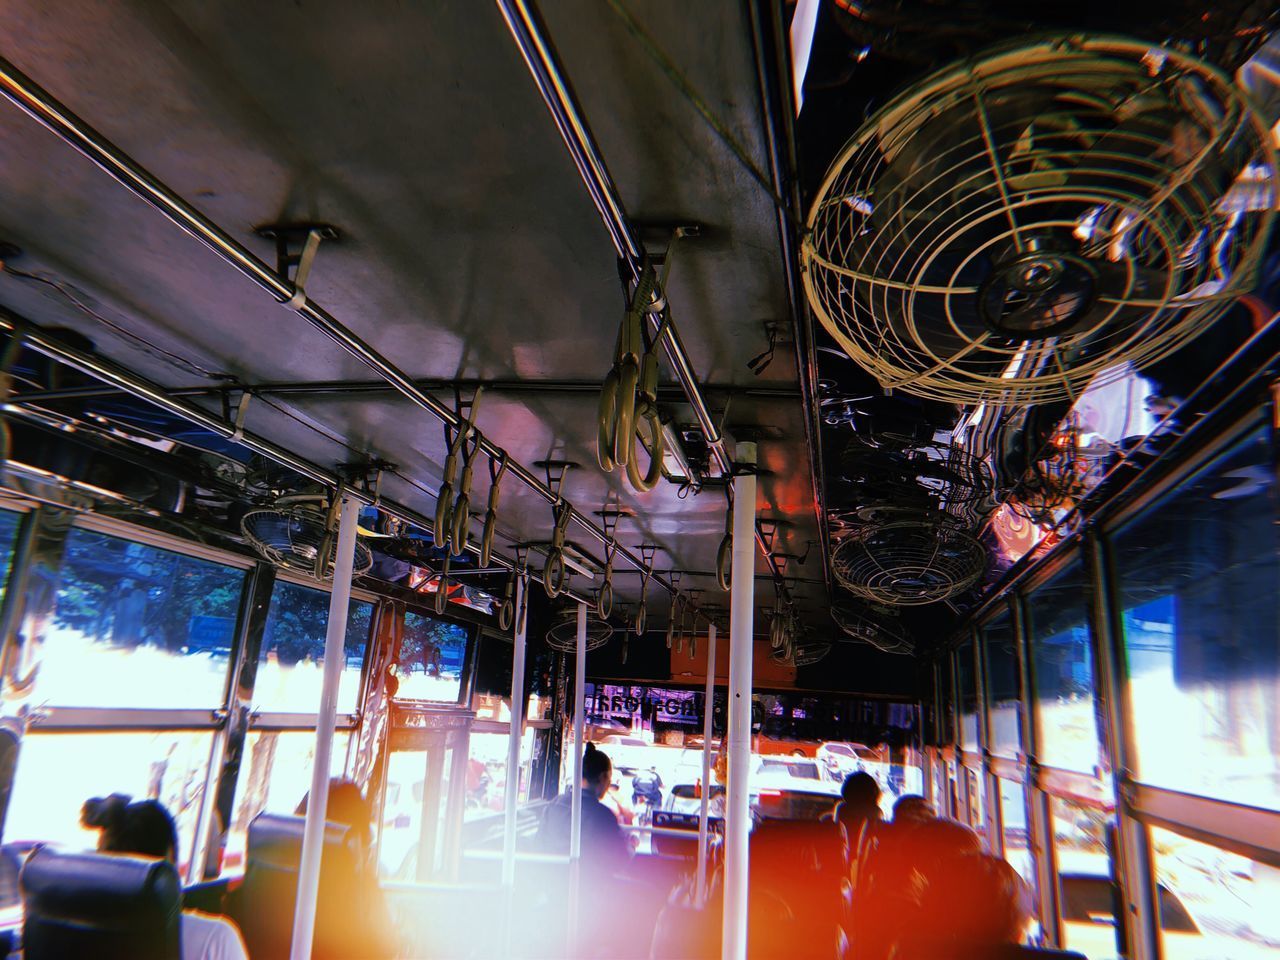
[836,770,882,843]
[898,853,1033,958]
[890,793,935,824]
[855,814,992,960]
[294,778,398,959]
[631,765,663,812]
[81,793,248,960]
[536,742,630,875]
[536,743,633,959]
[603,779,635,827]
[706,748,729,818]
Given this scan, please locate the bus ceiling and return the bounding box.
[0,1,1274,700]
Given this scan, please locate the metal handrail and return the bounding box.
[0,55,687,607]
[494,0,794,605]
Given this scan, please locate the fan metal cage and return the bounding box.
[832,518,986,605]
[771,639,832,667]
[545,608,614,652]
[842,439,992,508]
[831,602,916,655]
[240,507,374,578]
[802,36,1276,405]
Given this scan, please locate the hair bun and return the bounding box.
[81,793,131,829]
[585,742,597,755]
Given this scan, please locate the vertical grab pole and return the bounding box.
[289,495,360,960]
[722,442,756,960]
[568,602,587,943]
[696,621,717,906]
[502,573,529,888]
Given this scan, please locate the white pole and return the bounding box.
[290,495,360,960]
[568,602,587,943]
[696,621,717,906]
[501,573,528,888]
[722,442,756,960]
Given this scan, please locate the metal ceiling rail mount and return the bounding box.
[0,306,622,612]
[0,52,688,609]
[494,0,794,606]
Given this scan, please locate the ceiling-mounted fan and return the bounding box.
[801,36,1276,406]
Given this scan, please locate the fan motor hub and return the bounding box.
[978,251,1099,339]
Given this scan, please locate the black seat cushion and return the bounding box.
[20,846,181,960]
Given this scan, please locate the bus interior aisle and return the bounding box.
[0,1,1276,959]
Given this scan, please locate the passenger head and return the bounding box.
[82,793,178,862]
[921,853,1032,953]
[296,778,374,851]
[713,748,728,785]
[917,815,984,858]
[891,794,934,824]
[582,742,612,799]
[841,771,881,813]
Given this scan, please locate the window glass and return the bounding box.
[999,778,1034,894]
[930,755,948,815]
[393,610,470,703]
[963,764,986,836]
[984,612,1022,759]
[1150,826,1280,959]
[221,729,351,875]
[1027,560,1102,775]
[377,727,534,878]
[0,508,24,606]
[1113,424,1280,811]
[957,640,979,752]
[253,580,373,714]
[1051,795,1116,959]
[467,729,534,817]
[937,657,955,746]
[4,730,214,876]
[44,528,246,709]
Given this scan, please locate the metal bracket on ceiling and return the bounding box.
[513,544,530,574]
[340,458,396,505]
[218,387,254,442]
[535,459,577,502]
[637,542,659,572]
[637,221,702,259]
[757,517,781,553]
[594,503,632,540]
[255,222,339,309]
[773,552,801,578]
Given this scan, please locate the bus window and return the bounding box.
[377,727,534,879]
[1149,826,1279,958]
[1027,560,1103,776]
[41,527,247,709]
[998,778,1035,892]
[0,508,23,605]
[253,580,373,715]
[5,729,213,875]
[964,764,987,836]
[983,613,1021,759]
[1113,425,1280,812]
[957,640,979,753]
[392,610,469,704]
[1051,794,1116,959]
[222,729,351,874]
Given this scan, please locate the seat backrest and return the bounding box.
[20,846,181,960]
[232,812,373,960]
